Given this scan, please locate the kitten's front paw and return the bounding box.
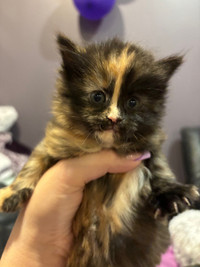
[151,183,200,219]
[0,186,32,212]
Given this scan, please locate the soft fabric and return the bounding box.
[0,106,31,185]
[157,246,179,267]
[0,152,15,185]
[0,133,29,175]
[0,152,12,173]
[169,209,200,266]
[0,133,29,185]
[0,106,18,132]
[0,132,12,150]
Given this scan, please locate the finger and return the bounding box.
[107,151,151,174]
[56,150,150,188]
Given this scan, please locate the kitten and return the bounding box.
[0,35,199,267]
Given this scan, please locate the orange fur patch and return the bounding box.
[107,47,135,120]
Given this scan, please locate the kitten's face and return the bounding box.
[56,36,182,153]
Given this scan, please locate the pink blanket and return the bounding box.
[157,246,179,267]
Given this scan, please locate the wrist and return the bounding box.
[0,210,69,267]
[1,234,67,267]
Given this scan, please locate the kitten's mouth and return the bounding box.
[99,123,119,133]
[94,123,121,148]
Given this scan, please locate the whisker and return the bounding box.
[81,131,93,146]
[94,133,102,145]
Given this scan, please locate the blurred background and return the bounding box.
[0,0,200,182]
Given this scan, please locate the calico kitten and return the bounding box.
[0,35,199,267]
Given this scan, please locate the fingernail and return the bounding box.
[127,151,151,161]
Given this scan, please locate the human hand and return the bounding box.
[0,150,150,267]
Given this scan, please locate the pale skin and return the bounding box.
[0,150,146,267]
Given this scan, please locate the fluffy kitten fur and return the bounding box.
[0,35,199,267]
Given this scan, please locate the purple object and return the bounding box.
[73,0,116,21]
[157,246,179,267]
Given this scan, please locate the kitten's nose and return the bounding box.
[107,115,121,124]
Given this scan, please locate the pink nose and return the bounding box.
[107,115,118,123]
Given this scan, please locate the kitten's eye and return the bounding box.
[91,91,106,104]
[127,97,137,109]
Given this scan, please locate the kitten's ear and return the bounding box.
[57,34,82,69]
[157,55,183,80]
[57,34,78,54]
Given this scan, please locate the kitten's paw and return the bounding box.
[0,187,33,212]
[151,184,199,219]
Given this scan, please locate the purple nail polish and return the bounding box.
[133,152,151,161]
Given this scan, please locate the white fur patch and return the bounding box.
[108,165,151,232]
[95,130,114,148]
[107,103,120,122]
